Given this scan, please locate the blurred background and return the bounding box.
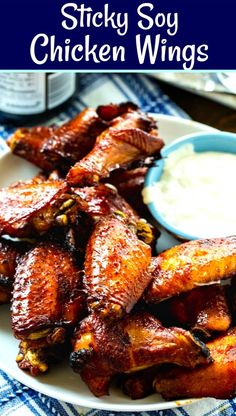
[0,72,235,132]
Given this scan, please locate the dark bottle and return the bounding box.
[0,73,77,125]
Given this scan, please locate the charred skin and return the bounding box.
[67,110,163,186]
[155,284,231,338]
[145,236,236,303]
[41,108,107,171]
[0,179,75,238]
[84,216,152,319]
[12,242,85,375]
[7,126,56,171]
[154,328,236,400]
[0,239,28,304]
[70,312,211,397]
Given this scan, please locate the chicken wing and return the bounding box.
[66,110,163,186]
[0,238,28,304]
[74,183,156,246]
[145,236,236,302]
[12,242,85,375]
[70,312,211,397]
[8,110,107,172]
[154,328,236,400]
[7,126,56,171]
[0,179,75,237]
[155,284,231,338]
[74,184,138,223]
[41,108,107,171]
[84,215,152,318]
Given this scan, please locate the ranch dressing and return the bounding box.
[143,144,236,238]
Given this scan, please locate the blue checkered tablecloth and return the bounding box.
[0,74,234,416]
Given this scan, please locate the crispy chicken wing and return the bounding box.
[154,328,236,400]
[84,215,152,318]
[74,184,156,246]
[65,185,155,266]
[145,236,236,302]
[7,126,56,171]
[8,110,107,172]
[0,239,28,304]
[74,184,138,223]
[70,312,211,397]
[67,110,163,186]
[0,179,75,237]
[155,284,231,338]
[41,109,107,171]
[12,242,85,375]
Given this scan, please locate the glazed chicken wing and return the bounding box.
[0,179,75,237]
[12,242,84,375]
[41,108,107,171]
[8,110,107,172]
[84,215,152,319]
[155,284,231,338]
[7,126,56,171]
[74,184,156,246]
[74,184,139,223]
[67,110,164,186]
[145,236,236,302]
[0,238,28,304]
[154,328,236,400]
[70,312,211,397]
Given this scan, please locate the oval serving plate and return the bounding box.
[0,114,215,412]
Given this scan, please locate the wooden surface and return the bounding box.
[158,81,236,133]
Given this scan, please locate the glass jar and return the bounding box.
[0,73,77,125]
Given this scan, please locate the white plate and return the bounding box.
[0,115,216,412]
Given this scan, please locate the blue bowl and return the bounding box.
[145,131,236,240]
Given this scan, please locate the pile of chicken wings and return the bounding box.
[1,102,236,401]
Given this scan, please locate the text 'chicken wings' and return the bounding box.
[145,236,236,302]
[84,215,152,319]
[154,328,236,400]
[12,242,84,375]
[70,312,210,397]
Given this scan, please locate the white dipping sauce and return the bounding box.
[143,144,236,238]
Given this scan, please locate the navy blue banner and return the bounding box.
[0,0,235,70]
